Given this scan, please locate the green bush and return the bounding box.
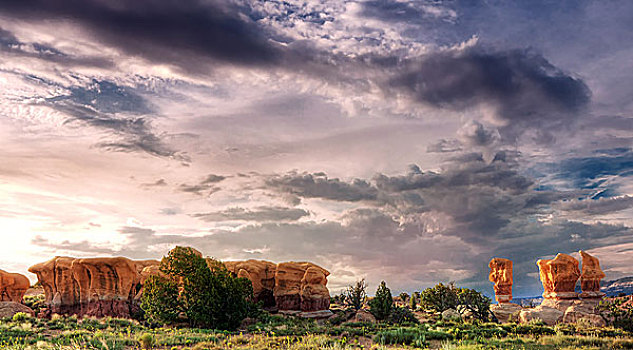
[388,306,419,325]
[369,281,393,321]
[373,327,427,348]
[138,333,155,349]
[141,246,256,330]
[12,312,31,322]
[599,298,633,332]
[456,288,491,321]
[420,282,459,313]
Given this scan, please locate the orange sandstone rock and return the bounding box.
[225,260,331,312]
[579,250,606,298]
[489,258,513,303]
[537,253,580,299]
[224,260,277,307]
[28,257,158,317]
[0,269,30,303]
[274,262,330,312]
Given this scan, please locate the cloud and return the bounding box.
[266,172,378,202]
[0,0,283,71]
[557,196,633,215]
[427,139,462,153]
[387,47,591,142]
[457,120,499,147]
[178,174,227,195]
[192,206,309,222]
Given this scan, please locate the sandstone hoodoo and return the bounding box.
[0,269,30,303]
[537,253,581,300]
[579,250,606,298]
[515,251,607,326]
[489,258,513,303]
[224,260,331,312]
[28,256,159,318]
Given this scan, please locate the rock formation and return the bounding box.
[28,256,159,318]
[579,250,606,298]
[225,260,331,312]
[489,258,513,303]
[0,301,34,318]
[0,269,30,303]
[224,260,277,307]
[517,251,606,326]
[537,253,580,299]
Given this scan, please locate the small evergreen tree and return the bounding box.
[369,281,393,321]
[457,288,491,321]
[399,292,409,304]
[345,279,367,310]
[409,294,417,310]
[141,246,255,330]
[419,282,459,313]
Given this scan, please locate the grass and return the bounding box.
[0,312,632,349]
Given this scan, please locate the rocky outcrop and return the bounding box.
[0,269,30,303]
[579,250,606,298]
[0,301,34,318]
[224,260,277,307]
[28,256,159,318]
[489,258,513,303]
[537,253,581,300]
[225,260,331,312]
[490,303,522,323]
[515,252,607,326]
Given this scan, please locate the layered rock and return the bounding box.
[490,303,522,323]
[224,260,277,307]
[225,260,331,312]
[537,253,580,299]
[489,258,514,303]
[579,250,606,298]
[28,256,159,318]
[0,269,30,303]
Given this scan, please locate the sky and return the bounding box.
[0,0,632,298]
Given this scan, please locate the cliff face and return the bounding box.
[0,269,30,303]
[224,260,330,312]
[28,257,159,318]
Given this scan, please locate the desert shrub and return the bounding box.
[373,327,427,348]
[369,281,393,321]
[344,279,367,310]
[138,333,155,349]
[410,294,417,310]
[12,312,31,322]
[23,294,46,315]
[141,246,255,330]
[456,288,491,321]
[599,298,633,332]
[420,282,459,313]
[388,306,419,325]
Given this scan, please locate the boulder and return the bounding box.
[579,251,606,298]
[28,256,157,318]
[490,303,522,323]
[441,308,461,321]
[519,306,564,326]
[0,269,30,303]
[562,304,606,327]
[351,309,377,323]
[489,258,513,303]
[537,253,581,299]
[300,266,330,312]
[0,301,34,318]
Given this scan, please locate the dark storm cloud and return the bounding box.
[192,206,310,222]
[388,48,591,142]
[266,172,379,202]
[0,0,282,70]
